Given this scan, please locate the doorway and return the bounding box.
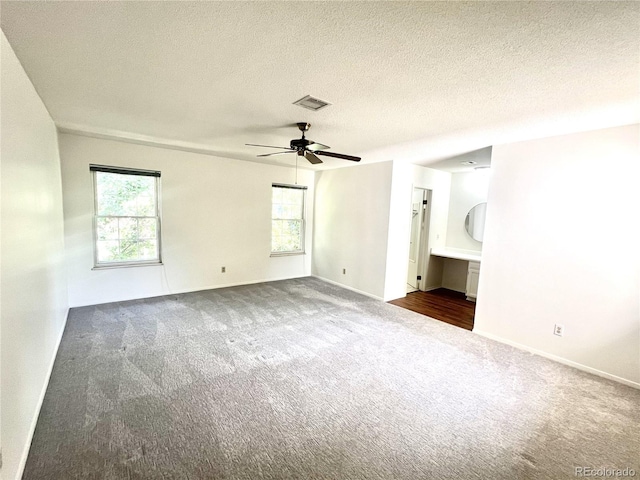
[406,188,431,293]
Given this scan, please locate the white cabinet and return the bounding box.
[465,261,480,301]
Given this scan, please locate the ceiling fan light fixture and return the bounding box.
[293,95,331,111]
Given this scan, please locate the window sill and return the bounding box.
[270,252,306,257]
[92,262,164,270]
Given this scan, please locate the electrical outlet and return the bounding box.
[221,266,226,273]
[554,324,564,336]
[342,268,346,275]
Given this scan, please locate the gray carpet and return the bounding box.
[24,277,639,479]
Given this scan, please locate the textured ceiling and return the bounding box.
[2,1,638,170]
[428,147,492,173]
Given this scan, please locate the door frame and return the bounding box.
[416,189,433,291]
[407,187,432,292]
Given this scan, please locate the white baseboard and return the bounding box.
[311,275,384,301]
[15,307,70,480]
[473,329,640,390]
[421,285,441,292]
[166,275,311,297]
[69,275,311,308]
[385,285,447,302]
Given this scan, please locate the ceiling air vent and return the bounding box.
[293,95,331,112]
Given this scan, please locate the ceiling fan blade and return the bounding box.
[315,150,361,162]
[304,151,324,164]
[307,142,330,151]
[257,151,296,157]
[246,143,293,150]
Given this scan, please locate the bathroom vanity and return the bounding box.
[430,248,481,301]
[429,201,486,300]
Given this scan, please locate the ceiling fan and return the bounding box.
[246,123,361,165]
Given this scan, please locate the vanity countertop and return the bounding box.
[430,248,482,263]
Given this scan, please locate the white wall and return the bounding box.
[1,31,69,480]
[313,160,451,301]
[475,124,640,386]
[383,162,413,301]
[441,258,469,293]
[312,161,393,299]
[59,133,314,307]
[445,169,491,252]
[383,162,451,300]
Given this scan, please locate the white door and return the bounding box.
[407,188,425,292]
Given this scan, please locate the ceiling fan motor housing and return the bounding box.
[290,137,312,151]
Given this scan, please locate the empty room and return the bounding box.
[1,2,639,479]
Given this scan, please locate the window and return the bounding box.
[91,165,161,267]
[271,184,306,255]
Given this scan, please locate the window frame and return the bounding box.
[91,164,163,269]
[270,183,307,257]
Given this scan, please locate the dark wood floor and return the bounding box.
[388,288,475,331]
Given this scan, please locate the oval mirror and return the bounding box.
[465,202,487,242]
